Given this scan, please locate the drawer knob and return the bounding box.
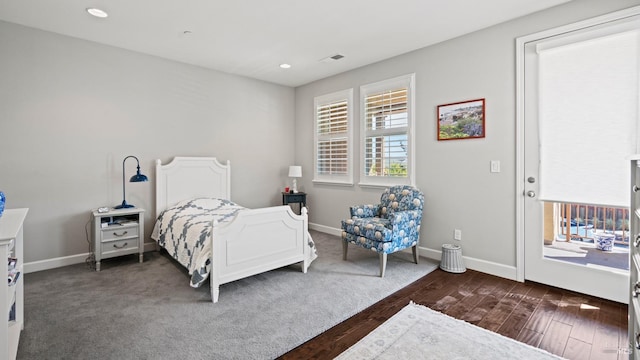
[635,234,640,248]
[112,231,128,237]
[634,185,640,193]
[113,242,128,249]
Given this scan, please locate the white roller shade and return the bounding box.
[538,28,639,208]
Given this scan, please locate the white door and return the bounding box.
[518,9,639,304]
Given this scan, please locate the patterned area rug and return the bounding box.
[335,302,564,360]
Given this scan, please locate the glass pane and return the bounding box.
[543,201,629,271]
[364,135,407,177]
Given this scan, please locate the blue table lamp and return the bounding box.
[114,155,148,209]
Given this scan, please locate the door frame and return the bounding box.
[515,5,640,283]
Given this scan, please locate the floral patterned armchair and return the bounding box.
[341,185,424,277]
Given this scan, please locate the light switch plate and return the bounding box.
[490,160,501,173]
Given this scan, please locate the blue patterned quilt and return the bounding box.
[150,198,246,287]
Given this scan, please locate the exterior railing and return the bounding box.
[558,203,629,246]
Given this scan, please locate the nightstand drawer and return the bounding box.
[101,224,139,241]
[101,238,139,254]
[285,194,305,203]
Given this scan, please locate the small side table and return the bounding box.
[282,192,306,215]
[91,207,145,271]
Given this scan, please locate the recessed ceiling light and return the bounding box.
[86,8,108,18]
[279,63,291,69]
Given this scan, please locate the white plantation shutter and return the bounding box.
[314,89,353,184]
[317,100,348,175]
[537,25,639,208]
[317,138,348,174]
[361,74,415,185]
[365,89,408,130]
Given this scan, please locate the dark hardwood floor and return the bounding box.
[278,268,629,360]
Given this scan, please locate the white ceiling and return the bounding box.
[0,0,570,87]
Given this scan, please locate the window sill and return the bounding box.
[358,181,414,189]
[312,180,354,187]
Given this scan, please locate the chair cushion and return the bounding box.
[341,217,393,242]
[342,232,418,254]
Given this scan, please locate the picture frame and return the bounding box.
[437,98,485,141]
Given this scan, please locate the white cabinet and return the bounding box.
[0,208,27,360]
[92,207,144,271]
[630,156,640,358]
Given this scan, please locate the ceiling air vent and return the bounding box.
[320,54,345,63]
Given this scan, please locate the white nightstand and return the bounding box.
[91,207,145,271]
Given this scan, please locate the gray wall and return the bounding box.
[295,0,639,275]
[0,21,296,263]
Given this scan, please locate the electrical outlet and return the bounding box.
[454,229,462,241]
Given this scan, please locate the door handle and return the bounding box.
[526,190,536,198]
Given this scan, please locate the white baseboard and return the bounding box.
[310,223,518,281]
[309,222,342,237]
[419,246,518,281]
[24,242,159,274]
[24,253,89,274]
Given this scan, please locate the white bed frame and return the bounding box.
[155,157,310,303]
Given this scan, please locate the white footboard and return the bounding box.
[209,205,309,303]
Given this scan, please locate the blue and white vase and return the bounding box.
[0,191,5,217]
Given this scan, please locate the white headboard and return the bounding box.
[155,157,231,216]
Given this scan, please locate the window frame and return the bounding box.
[359,74,416,188]
[313,88,354,186]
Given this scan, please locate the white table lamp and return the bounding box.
[288,165,302,193]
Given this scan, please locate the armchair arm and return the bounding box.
[349,204,380,219]
[387,210,423,245]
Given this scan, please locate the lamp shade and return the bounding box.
[288,166,302,178]
[130,171,148,182]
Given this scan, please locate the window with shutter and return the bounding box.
[314,89,353,185]
[360,74,415,186]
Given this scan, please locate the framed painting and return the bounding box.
[437,98,485,141]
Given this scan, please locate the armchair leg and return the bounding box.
[342,240,348,261]
[379,253,387,277]
[412,245,419,264]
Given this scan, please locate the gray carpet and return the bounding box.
[17,230,438,360]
